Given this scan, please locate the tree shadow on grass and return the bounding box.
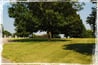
[9,38,70,42]
[63,43,95,55]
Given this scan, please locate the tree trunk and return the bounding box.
[47,31,52,40]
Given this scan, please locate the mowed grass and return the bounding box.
[2,38,95,64]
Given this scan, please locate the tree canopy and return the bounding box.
[86,6,96,37]
[8,2,86,38]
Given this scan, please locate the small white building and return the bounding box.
[59,34,65,38]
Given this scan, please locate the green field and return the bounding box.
[2,38,95,64]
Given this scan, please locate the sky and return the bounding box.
[2,2,96,34]
[3,3,15,33]
[0,0,3,24]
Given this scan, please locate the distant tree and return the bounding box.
[86,7,96,37]
[3,30,12,37]
[83,30,93,38]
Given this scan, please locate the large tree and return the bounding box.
[27,2,85,38]
[8,2,85,39]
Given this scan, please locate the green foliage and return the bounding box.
[62,15,86,38]
[3,30,12,37]
[9,3,40,37]
[8,2,85,38]
[86,7,96,37]
[83,30,94,38]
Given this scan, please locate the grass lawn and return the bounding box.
[2,38,95,64]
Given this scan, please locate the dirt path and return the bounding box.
[2,58,11,63]
[3,38,9,44]
[2,39,12,63]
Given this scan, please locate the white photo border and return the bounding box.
[1,0,98,65]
